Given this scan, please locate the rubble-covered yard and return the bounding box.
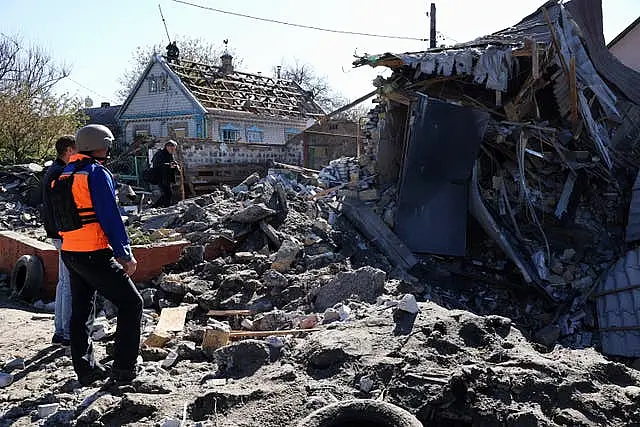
[1,164,640,426]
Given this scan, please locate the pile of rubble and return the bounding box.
[0,161,640,425]
[0,163,46,238]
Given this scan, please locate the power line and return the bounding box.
[65,77,114,103]
[1,32,114,103]
[170,0,428,41]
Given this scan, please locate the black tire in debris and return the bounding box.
[10,255,44,301]
[297,400,423,427]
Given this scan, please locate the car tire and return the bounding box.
[297,399,423,427]
[10,255,44,301]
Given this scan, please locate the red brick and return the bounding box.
[0,231,189,301]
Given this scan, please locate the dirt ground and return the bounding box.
[3,273,640,427]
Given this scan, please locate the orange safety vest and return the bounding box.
[59,154,111,252]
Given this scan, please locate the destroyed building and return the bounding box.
[115,49,325,186]
[354,0,640,355]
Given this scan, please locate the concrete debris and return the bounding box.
[230,203,277,223]
[272,237,302,272]
[213,339,271,378]
[313,266,386,311]
[37,403,59,419]
[161,350,179,369]
[0,372,14,388]
[396,294,419,314]
[202,320,231,354]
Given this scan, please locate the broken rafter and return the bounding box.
[569,56,579,130]
[189,88,306,110]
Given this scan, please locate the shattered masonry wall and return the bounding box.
[360,103,385,175]
[361,101,407,185]
[157,137,303,185]
[179,140,302,167]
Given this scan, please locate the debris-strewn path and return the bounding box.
[2,278,640,426]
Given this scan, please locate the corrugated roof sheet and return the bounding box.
[354,0,640,106]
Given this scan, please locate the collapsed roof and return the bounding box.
[355,0,640,170]
[352,0,640,352]
[165,57,325,119]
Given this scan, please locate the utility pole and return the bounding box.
[429,3,437,49]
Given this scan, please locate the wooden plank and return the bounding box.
[272,161,320,174]
[229,329,320,339]
[340,198,418,270]
[156,306,189,332]
[569,56,579,130]
[309,184,346,200]
[207,309,255,317]
[532,42,540,80]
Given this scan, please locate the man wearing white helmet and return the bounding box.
[51,124,142,386]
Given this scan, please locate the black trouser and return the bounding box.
[61,249,143,376]
[154,183,172,208]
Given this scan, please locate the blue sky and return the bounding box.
[2,0,639,107]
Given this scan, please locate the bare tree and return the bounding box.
[0,35,82,163]
[0,34,70,97]
[274,59,346,112]
[117,35,243,101]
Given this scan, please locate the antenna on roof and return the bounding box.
[159,4,172,43]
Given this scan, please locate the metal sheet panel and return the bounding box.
[395,95,489,256]
[596,248,640,357]
[626,171,640,243]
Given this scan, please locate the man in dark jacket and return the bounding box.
[42,135,76,346]
[151,140,178,208]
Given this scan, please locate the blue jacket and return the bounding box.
[61,158,133,260]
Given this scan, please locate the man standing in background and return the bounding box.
[151,140,179,208]
[41,135,77,346]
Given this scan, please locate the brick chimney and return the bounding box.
[220,53,234,74]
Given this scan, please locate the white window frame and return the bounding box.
[246,125,264,143]
[220,123,241,143]
[149,75,158,93]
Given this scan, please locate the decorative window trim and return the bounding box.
[148,73,168,94]
[246,125,264,143]
[169,121,189,139]
[220,123,241,143]
[149,74,158,93]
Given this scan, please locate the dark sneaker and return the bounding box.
[110,368,137,384]
[77,364,109,387]
[51,334,70,347]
